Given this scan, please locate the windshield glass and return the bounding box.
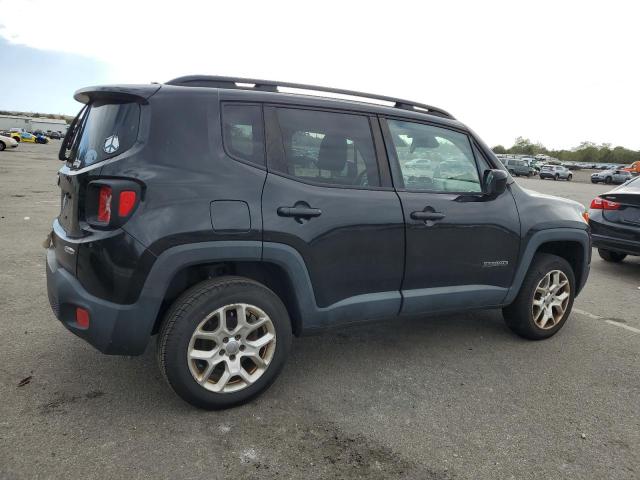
[62,101,140,167]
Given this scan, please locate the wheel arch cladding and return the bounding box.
[504,228,590,304]
[151,259,303,337]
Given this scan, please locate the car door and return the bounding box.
[261,106,405,327]
[381,117,521,315]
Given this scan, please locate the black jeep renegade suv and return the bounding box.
[46,76,591,409]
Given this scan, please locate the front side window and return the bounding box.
[387,119,481,193]
[222,104,265,166]
[272,108,380,188]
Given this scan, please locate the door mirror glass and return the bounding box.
[483,169,508,196]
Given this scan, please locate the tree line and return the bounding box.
[492,137,639,164]
[0,110,73,123]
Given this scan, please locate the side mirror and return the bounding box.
[483,169,508,196]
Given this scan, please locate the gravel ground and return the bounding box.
[1,142,638,479]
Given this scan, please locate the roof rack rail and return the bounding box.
[165,75,455,119]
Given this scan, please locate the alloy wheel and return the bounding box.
[187,303,276,393]
[531,270,570,329]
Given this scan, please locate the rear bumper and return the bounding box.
[46,247,156,355]
[592,234,640,256]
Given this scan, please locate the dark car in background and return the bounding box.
[503,158,535,177]
[589,176,640,262]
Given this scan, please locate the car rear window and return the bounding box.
[63,101,140,167]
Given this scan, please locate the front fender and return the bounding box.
[503,228,591,305]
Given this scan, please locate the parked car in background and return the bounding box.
[48,131,62,140]
[591,169,632,185]
[404,158,432,170]
[35,133,49,144]
[589,176,640,263]
[0,134,19,151]
[539,164,572,181]
[503,158,534,177]
[564,162,582,170]
[623,161,640,175]
[11,131,38,143]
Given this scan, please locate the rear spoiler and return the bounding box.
[73,84,161,104]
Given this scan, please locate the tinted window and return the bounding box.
[222,104,265,166]
[387,120,481,192]
[74,102,140,167]
[273,108,380,188]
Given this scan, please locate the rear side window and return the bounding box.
[222,104,265,166]
[272,108,380,188]
[71,102,140,167]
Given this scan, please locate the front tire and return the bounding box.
[605,176,612,184]
[158,276,292,409]
[567,174,572,181]
[598,249,627,263]
[0,141,5,151]
[503,253,575,340]
[554,174,559,181]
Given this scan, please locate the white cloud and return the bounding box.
[1,0,638,149]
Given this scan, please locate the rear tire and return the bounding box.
[554,174,559,181]
[503,253,575,340]
[567,174,572,181]
[605,176,612,184]
[598,249,627,263]
[0,141,5,151]
[157,276,292,409]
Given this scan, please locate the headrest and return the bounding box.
[317,135,347,171]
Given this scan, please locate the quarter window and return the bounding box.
[222,104,265,166]
[387,119,481,193]
[272,108,380,188]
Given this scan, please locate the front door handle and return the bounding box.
[277,206,322,219]
[410,211,445,221]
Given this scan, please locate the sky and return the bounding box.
[0,0,638,150]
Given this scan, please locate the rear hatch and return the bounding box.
[602,178,640,226]
[58,100,142,234]
[53,84,158,274]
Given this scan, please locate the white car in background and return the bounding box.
[0,134,19,151]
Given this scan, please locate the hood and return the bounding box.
[520,187,587,223]
[521,187,584,209]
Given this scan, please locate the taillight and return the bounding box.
[87,180,141,229]
[590,197,620,210]
[97,186,112,222]
[118,191,137,217]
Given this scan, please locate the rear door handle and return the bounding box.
[277,206,322,218]
[410,211,445,221]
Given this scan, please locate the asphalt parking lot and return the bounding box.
[1,143,638,480]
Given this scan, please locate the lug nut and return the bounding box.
[235,335,241,340]
[223,337,228,343]
[239,345,245,351]
[230,355,236,360]
[220,350,225,355]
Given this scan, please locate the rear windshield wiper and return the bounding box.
[59,104,89,163]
